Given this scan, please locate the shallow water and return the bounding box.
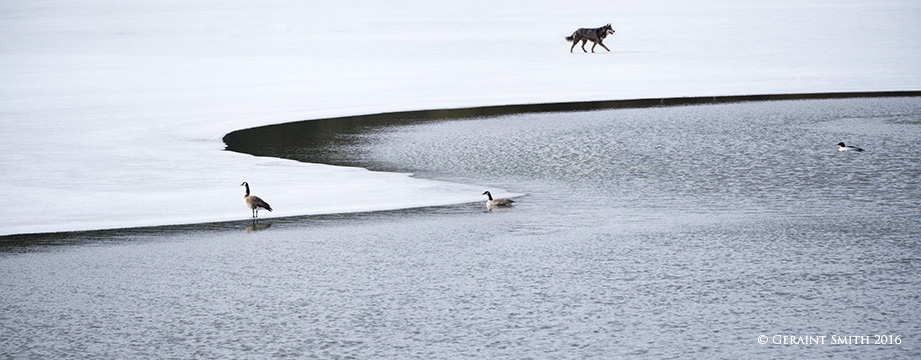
[2,97,920,358]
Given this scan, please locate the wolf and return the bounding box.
[565,24,615,53]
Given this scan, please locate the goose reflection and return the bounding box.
[244,221,272,233]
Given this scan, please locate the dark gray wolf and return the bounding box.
[565,24,615,53]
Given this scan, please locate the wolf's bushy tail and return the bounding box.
[565,35,574,42]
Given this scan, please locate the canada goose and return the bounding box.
[482,191,514,209]
[241,182,273,218]
[837,142,864,152]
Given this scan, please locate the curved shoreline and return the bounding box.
[223,90,921,169]
[224,90,921,152]
[4,91,919,240]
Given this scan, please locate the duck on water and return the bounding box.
[837,142,864,152]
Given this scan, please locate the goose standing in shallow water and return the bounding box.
[241,182,273,218]
[837,142,864,152]
[482,191,514,210]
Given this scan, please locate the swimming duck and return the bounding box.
[837,142,864,152]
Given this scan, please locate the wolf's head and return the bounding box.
[604,23,615,35]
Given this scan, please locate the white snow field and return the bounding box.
[1,0,919,235]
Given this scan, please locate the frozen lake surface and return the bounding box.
[2,97,919,358]
[2,0,920,235]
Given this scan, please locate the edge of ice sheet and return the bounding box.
[1,0,920,235]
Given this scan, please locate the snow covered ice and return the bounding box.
[1,0,919,235]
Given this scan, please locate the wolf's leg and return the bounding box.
[570,37,578,53]
[597,40,611,52]
[580,39,588,53]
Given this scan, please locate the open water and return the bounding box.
[2,97,920,358]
